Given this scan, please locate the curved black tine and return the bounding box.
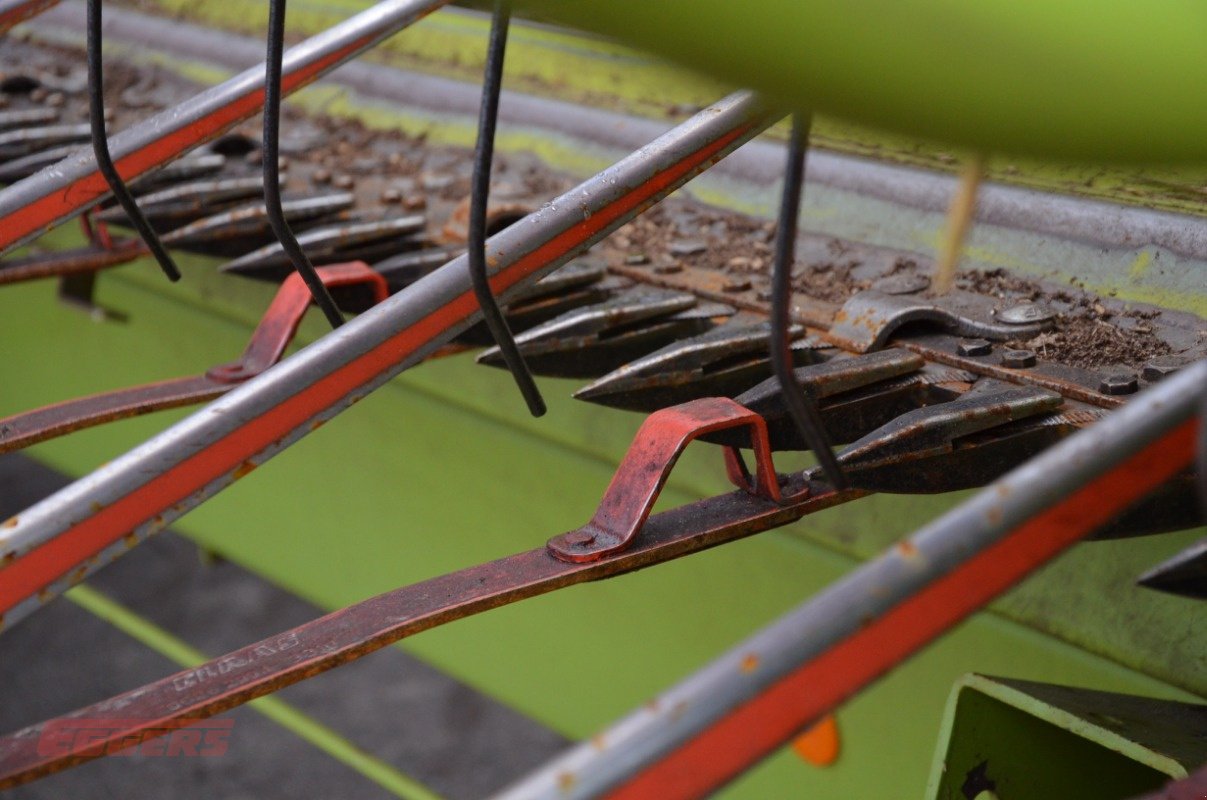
[466,0,546,417]
[262,0,345,329]
[769,112,848,489]
[86,0,180,282]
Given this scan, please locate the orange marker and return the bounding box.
[792,714,840,767]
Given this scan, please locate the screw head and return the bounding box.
[1099,373,1139,395]
[999,303,1055,325]
[1001,349,1037,368]
[958,338,993,357]
[872,274,930,295]
[1141,356,1181,382]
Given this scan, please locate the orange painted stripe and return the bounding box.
[0,0,58,33]
[0,28,392,249]
[608,418,1197,799]
[0,122,755,616]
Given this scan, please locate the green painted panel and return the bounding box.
[1,249,1202,797]
[925,675,1207,800]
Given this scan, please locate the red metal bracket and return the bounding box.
[547,397,791,564]
[207,261,388,383]
[0,262,388,454]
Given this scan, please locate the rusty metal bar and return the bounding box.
[0,466,854,788]
[495,359,1205,800]
[0,91,776,629]
[0,0,451,254]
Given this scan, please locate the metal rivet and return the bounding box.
[999,303,1055,325]
[669,239,707,257]
[1001,349,1036,368]
[958,338,992,357]
[872,274,930,295]
[1099,373,1139,395]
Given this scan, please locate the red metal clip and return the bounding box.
[547,397,791,563]
[207,261,388,383]
[0,262,389,455]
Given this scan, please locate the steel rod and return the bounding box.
[495,359,1205,800]
[86,0,181,281]
[466,0,546,416]
[0,0,452,254]
[0,91,776,629]
[768,111,846,488]
[261,0,345,327]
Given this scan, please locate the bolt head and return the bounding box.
[958,338,993,357]
[999,303,1055,325]
[1001,349,1036,368]
[1099,373,1139,395]
[1141,356,1181,382]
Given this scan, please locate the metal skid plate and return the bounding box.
[926,674,1207,800]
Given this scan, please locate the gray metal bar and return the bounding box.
[494,358,1207,800]
[0,91,774,629]
[0,0,451,254]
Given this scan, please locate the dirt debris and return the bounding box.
[953,269,1175,369]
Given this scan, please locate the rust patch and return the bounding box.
[308,418,326,432]
[556,771,576,793]
[1,551,14,567]
[590,734,606,751]
[896,540,919,558]
[89,501,103,515]
[123,532,139,550]
[233,460,257,479]
[2,516,18,529]
[740,653,760,673]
